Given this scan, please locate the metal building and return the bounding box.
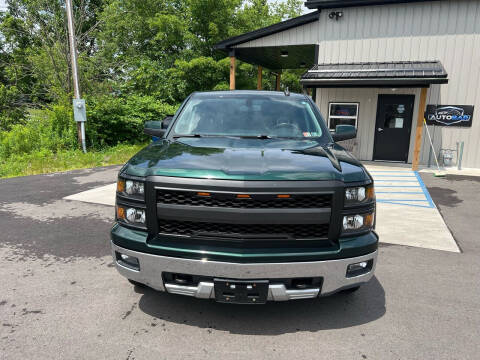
[215,0,480,169]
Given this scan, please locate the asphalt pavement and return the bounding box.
[1,166,479,359]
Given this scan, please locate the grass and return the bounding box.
[0,143,146,179]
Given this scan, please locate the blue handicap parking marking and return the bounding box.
[370,170,435,208]
[370,175,417,177]
[374,180,419,182]
[375,191,424,194]
[414,171,435,208]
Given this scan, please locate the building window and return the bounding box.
[328,102,359,131]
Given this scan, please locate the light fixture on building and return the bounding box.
[329,11,343,20]
[280,50,289,58]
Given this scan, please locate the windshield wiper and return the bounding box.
[172,134,203,139]
[173,134,307,140]
[235,135,272,139]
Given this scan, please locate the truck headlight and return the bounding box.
[342,211,374,234]
[117,178,144,196]
[117,205,146,225]
[345,184,374,205]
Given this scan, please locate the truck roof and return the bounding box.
[192,90,308,99]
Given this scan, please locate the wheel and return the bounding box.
[128,279,147,288]
[341,285,361,294]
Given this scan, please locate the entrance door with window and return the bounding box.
[373,94,415,162]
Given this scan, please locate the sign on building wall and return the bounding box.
[425,105,474,127]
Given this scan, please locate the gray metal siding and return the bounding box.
[315,88,421,162]
[236,0,480,168]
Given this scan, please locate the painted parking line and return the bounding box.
[375,186,423,188]
[375,202,434,209]
[369,171,415,174]
[370,175,417,177]
[374,180,419,182]
[376,194,426,200]
[414,171,436,208]
[376,191,424,194]
[370,171,435,209]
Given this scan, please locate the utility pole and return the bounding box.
[66,0,87,153]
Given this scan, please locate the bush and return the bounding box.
[0,105,76,159]
[86,95,177,148]
[0,95,177,160]
[0,84,27,131]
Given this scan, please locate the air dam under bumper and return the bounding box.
[112,242,377,300]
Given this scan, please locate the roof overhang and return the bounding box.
[214,11,320,50]
[230,45,317,70]
[304,0,441,10]
[301,61,448,88]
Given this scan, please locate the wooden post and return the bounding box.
[412,87,428,170]
[257,66,262,90]
[275,71,281,91]
[229,56,236,90]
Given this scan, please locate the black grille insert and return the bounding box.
[157,190,331,209]
[158,220,329,240]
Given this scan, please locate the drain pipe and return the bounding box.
[457,141,464,170]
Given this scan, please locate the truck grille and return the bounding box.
[158,220,329,240]
[157,190,331,209]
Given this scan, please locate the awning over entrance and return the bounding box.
[228,45,317,70]
[214,11,320,70]
[301,61,448,87]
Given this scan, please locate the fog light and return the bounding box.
[346,260,372,277]
[116,252,140,271]
[126,208,146,224]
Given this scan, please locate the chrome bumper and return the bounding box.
[111,242,377,300]
[164,282,320,301]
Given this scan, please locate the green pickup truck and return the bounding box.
[111,90,378,304]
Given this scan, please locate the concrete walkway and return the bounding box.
[365,164,459,252]
[64,164,460,253]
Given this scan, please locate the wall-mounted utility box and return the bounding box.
[73,99,87,122]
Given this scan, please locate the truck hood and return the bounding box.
[123,137,370,182]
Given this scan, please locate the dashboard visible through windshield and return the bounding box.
[173,94,329,140]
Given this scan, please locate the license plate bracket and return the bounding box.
[214,279,269,304]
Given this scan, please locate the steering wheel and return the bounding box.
[272,122,302,137]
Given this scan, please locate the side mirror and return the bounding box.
[144,121,165,138]
[332,124,356,142]
[144,116,174,138]
[161,115,173,129]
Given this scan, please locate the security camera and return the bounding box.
[329,11,343,20]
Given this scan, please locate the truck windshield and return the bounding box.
[173,94,328,140]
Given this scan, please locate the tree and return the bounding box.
[0,0,304,132]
